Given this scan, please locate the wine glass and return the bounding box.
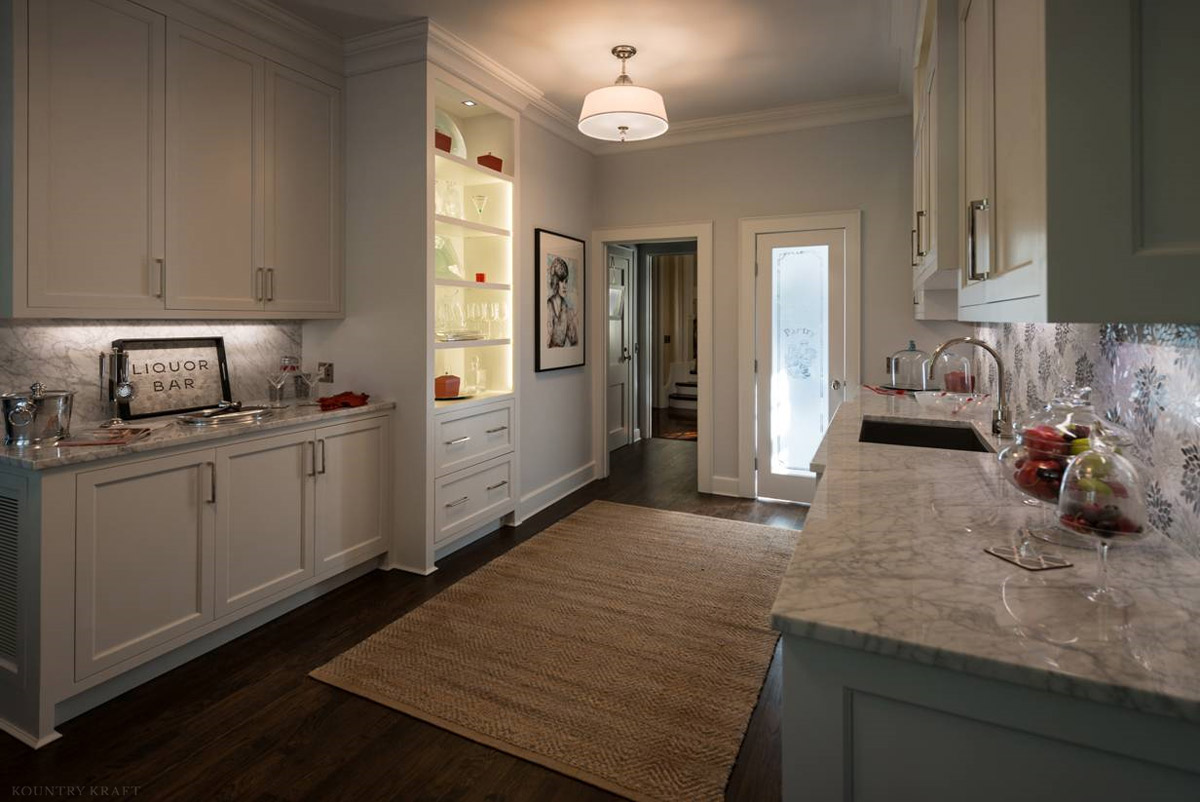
[471,194,488,223]
[496,303,509,340]
[266,371,288,408]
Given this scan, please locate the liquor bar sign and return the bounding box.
[113,337,232,419]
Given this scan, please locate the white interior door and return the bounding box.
[606,245,635,451]
[755,229,846,503]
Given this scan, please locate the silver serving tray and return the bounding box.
[176,404,272,427]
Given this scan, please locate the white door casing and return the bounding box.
[738,212,862,500]
[606,244,635,451]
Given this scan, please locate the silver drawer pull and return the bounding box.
[445,496,470,508]
[485,426,509,434]
[445,435,471,445]
[486,480,508,491]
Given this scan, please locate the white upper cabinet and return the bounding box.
[911,0,962,319]
[25,0,166,312]
[263,63,342,314]
[956,0,1200,323]
[6,0,343,319]
[165,22,263,312]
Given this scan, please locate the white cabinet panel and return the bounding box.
[264,63,341,314]
[165,22,263,312]
[958,0,993,306]
[434,402,513,477]
[214,431,314,616]
[75,451,215,680]
[315,417,387,575]
[26,0,166,311]
[434,455,513,545]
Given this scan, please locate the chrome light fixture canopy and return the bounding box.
[578,45,669,143]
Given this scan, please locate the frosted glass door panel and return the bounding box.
[769,245,828,476]
[755,229,845,503]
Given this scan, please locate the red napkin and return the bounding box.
[318,391,370,411]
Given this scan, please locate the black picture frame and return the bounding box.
[534,228,587,372]
[112,337,232,420]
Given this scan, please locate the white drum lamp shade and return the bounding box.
[577,45,669,143]
[578,85,669,142]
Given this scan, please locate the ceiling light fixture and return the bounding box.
[578,46,668,143]
[461,99,477,107]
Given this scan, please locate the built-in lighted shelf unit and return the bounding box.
[431,78,516,413]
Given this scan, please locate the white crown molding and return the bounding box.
[178,0,343,73]
[337,14,909,156]
[588,93,911,155]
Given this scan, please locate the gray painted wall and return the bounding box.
[594,117,972,479]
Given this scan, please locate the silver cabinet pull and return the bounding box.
[266,268,275,301]
[445,435,471,445]
[318,438,327,475]
[205,461,216,503]
[306,440,316,477]
[256,267,265,302]
[445,496,469,508]
[916,210,928,257]
[486,480,508,491]
[152,257,165,298]
[967,199,990,281]
[485,426,508,434]
[910,229,918,267]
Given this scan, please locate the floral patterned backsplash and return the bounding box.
[974,323,1200,557]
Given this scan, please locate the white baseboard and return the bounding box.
[709,474,744,497]
[434,518,503,561]
[515,462,596,524]
[385,561,438,575]
[0,718,60,750]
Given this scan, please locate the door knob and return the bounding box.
[621,346,632,362]
[830,379,843,391]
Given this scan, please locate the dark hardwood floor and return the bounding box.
[650,407,698,441]
[0,438,805,801]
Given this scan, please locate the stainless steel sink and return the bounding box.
[859,419,991,453]
[176,403,273,427]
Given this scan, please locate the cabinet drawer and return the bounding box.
[434,402,513,476]
[434,456,513,545]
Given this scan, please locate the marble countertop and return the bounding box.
[0,401,395,471]
[771,391,1200,724]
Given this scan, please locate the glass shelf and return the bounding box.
[435,279,511,291]
[433,151,512,184]
[434,338,511,349]
[434,215,510,239]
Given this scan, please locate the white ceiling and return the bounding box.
[272,0,917,124]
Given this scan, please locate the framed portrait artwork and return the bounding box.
[534,228,586,371]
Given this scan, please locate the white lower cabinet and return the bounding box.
[315,417,388,575]
[75,451,215,680]
[71,414,388,684]
[213,431,314,617]
[434,454,513,545]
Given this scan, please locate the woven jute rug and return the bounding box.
[311,500,798,802]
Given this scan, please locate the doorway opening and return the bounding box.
[590,222,714,492]
[605,240,698,449]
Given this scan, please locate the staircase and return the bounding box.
[667,364,697,418]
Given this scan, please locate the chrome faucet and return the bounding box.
[929,336,1012,437]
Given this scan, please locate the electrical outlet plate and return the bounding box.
[317,362,334,383]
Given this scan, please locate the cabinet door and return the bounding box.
[315,417,388,575]
[264,63,342,314]
[75,451,215,680]
[922,57,938,266]
[214,431,314,617]
[165,22,264,311]
[26,0,166,311]
[958,0,994,299]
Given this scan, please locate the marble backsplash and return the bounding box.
[975,323,1200,558]
[0,321,302,424]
